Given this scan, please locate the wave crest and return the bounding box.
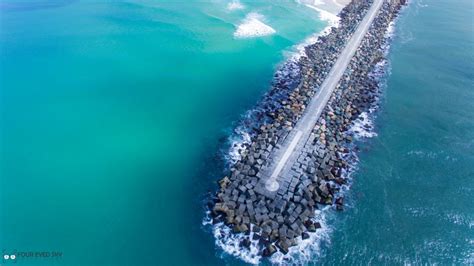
[227,0,245,11]
[234,12,276,38]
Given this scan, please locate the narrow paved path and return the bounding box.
[263,0,384,193]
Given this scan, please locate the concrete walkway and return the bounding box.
[261,0,384,196]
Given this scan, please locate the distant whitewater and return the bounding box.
[227,0,245,11]
[232,0,341,40]
[234,12,276,38]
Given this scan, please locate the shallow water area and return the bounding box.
[0,0,327,265]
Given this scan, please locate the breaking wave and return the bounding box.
[227,0,245,11]
[203,208,332,265]
[305,3,340,26]
[269,208,332,265]
[234,12,276,38]
[349,112,378,139]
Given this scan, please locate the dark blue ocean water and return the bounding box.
[319,0,474,264]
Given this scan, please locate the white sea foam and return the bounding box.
[349,112,378,139]
[290,4,340,61]
[203,214,262,264]
[347,17,402,141]
[297,0,345,23]
[234,13,276,38]
[270,208,332,265]
[227,0,245,11]
[227,127,251,164]
[313,0,325,5]
[206,144,359,265]
[204,207,333,265]
[285,0,341,61]
[305,4,340,26]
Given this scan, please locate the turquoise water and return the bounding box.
[1,0,473,265]
[0,0,325,265]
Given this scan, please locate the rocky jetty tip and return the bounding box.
[209,0,407,258]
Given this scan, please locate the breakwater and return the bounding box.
[209,0,407,259]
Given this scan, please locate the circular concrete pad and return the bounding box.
[265,180,279,192]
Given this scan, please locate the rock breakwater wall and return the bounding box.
[209,0,407,258]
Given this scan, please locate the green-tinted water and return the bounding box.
[0,0,325,265]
